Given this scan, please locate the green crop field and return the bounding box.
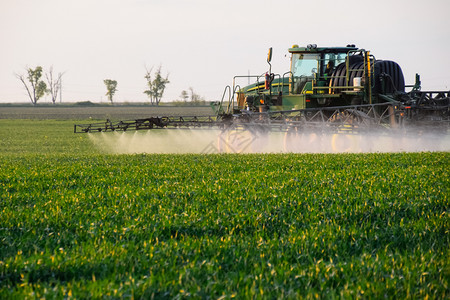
[0,105,214,120]
[0,115,449,298]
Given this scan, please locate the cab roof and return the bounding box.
[289,44,359,54]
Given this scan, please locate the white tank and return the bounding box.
[353,77,362,91]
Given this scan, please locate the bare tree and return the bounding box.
[144,66,169,105]
[45,66,64,105]
[188,87,204,103]
[16,66,47,105]
[104,79,118,103]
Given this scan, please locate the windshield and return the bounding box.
[291,53,320,77]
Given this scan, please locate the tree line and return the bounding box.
[16,65,203,106]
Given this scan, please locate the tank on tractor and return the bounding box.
[238,44,410,112]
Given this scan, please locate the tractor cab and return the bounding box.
[236,44,373,112]
[278,44,373,109]
[289,44,358,95]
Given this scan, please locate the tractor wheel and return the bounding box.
[328,109,369,152]
[373,60,405,94]
[217,126,267,153]
[329,63,347,93]
[329,109,374,129]
[283,126,323,153]
[329,110,360,133]
[330,134,360,152]
[329,55,365,93]
[348,61,365,89]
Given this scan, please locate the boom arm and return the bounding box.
[74,115,220,133]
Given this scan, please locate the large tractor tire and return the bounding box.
[329,54,365,93]
[373,60,405,94]
[329,57,405,97]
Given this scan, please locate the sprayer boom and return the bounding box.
[74,115,219,133]
[74,101,449,135]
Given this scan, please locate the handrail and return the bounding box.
[273,74,282,94]
[227,84,242,113]
[220,85,231,114]
[228,72,288,109]
[282,71,293,94]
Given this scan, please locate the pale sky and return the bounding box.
[1,0,449,103]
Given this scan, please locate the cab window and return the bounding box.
[291,53,320,77]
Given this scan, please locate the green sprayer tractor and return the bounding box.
[75,44,449,152]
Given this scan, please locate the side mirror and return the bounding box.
[267,47,273,63]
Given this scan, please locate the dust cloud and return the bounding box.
[88,129,450,154]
